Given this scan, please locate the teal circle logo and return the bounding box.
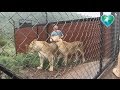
[100,15,115,27]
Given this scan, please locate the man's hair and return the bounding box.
[53,24,59,30]
[52,24,58,27]
[53,24,56,26]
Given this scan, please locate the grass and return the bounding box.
[0,37,41,76]
[0,40,6,47]
[14,53,40,69]
[0,35,7,47]
[0,53,40,69]
[0,52,64,74]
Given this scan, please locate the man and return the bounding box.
[50,25,64,42]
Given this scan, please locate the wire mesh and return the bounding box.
[0,12,118,79]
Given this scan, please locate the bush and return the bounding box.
[14,53,64,70]
[15,53,40,69]
[0,40,7,47]
[0,56,14,67]
[0,51,64,75]
[0,52,49,71]
[0,51,10,56]
[0,35,7,47]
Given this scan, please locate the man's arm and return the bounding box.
[61,35,64,38]
[60,31,64,38]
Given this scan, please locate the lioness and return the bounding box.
[55,39,85,66]
[28,39,58,71]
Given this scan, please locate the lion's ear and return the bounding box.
[33,39,37,42]
[25,44,28,47]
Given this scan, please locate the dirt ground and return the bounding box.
[1,58,117,79]
[18,61,102,79]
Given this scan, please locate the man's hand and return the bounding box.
[61,35,64,39]
[50,38,53,42]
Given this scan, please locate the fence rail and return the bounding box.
[0,64,22,79]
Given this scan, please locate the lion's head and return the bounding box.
[28,39,38,54]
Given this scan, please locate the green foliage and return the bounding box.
[14,53,40,69]
[0,55,20,73]
[0,53,40,74]
[0,40,6,47]
[0,35,7,47]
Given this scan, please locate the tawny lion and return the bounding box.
[28,39,58,71]
[54,39,85,66]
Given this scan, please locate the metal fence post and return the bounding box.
[99,12,104,73]
[115,12,120,60]
[0,64,22,79]
[118,12,120,53]
[117,12,120,56]
[111,12,118,61]
[11,18,17,55]
[93,12,104,79]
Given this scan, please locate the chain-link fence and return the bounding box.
[0,12,119,79]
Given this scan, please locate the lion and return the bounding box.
[54,39,85,66]
[28,39,59,71]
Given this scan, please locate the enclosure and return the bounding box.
[0,12,119,79]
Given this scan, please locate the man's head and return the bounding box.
[53,25,58,30]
